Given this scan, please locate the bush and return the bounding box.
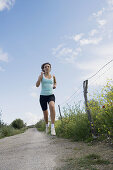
[88,79,113,138]
[0,125,27,139]
[35,119,46,131]
[55,105,91,141]
[55,119,64,137]
[1,125,11,137]
[11,118,25,129]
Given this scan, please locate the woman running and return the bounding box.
[36,62,57,136]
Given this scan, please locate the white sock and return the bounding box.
[51,124,54,128]
[46,124,48,128]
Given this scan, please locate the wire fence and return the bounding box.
[56,59,113,119]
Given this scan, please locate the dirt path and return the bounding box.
[0,128,113,170]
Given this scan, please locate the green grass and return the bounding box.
[57,153,110,170]
[76,153,110,169]
[0,125,28,139]
[79,153,109,164]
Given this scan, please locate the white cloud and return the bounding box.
[0,0,15,11]
[97,19,107,27]
[89,29,98,36]
[52,46,82,64]
[22,112,39,126]
[87,70,113,87]
[92,8,105,17]
[52,44,64,55]
[93,44,113,57]
[0,48,8,62]
[72,33,84,41]
[77,58,113,87]
[58,48,72,56]
[107,0,113,6]
[63,33,84,42]
[80,37,102,46]
[52,0,113,76]
[65,55,76,64]
[76,59,108,71]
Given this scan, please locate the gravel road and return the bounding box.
[0,128,77,170]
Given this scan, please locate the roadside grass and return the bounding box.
[57,153,111,170]
[0,125,28,139]
[77,153,110,169]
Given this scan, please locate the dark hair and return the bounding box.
[41,62,51,72]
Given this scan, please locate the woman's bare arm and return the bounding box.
[36,72,44,87]
[36,75,42,87]
[53,75,57,89]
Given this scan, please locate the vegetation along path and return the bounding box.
[0,128,113,170]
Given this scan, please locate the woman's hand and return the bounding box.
[53,84,56,89]
[40,72,44,80]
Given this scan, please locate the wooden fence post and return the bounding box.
[58,105,62,121]
[83,80,97,138]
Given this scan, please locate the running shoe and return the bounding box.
[51,127,56,136]
[46,126,49,134]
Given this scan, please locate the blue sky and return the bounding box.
[0,0,113,125]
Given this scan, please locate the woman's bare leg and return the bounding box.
[49,101,55,124]
[43,110,48,124]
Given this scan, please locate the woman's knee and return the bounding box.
[49,101,55,109]
[43,109,48,114]
[49,100,54,104]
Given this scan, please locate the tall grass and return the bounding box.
[55,104,91,141]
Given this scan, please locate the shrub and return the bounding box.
[35,119,46,131]
[56,104,91,141]
[1,125,11,137]
[11,118,25,129]
[88,79,113,138]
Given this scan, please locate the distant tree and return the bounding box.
[0,109,4,128]
[11,118,26,129]
[0,110,2,127]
